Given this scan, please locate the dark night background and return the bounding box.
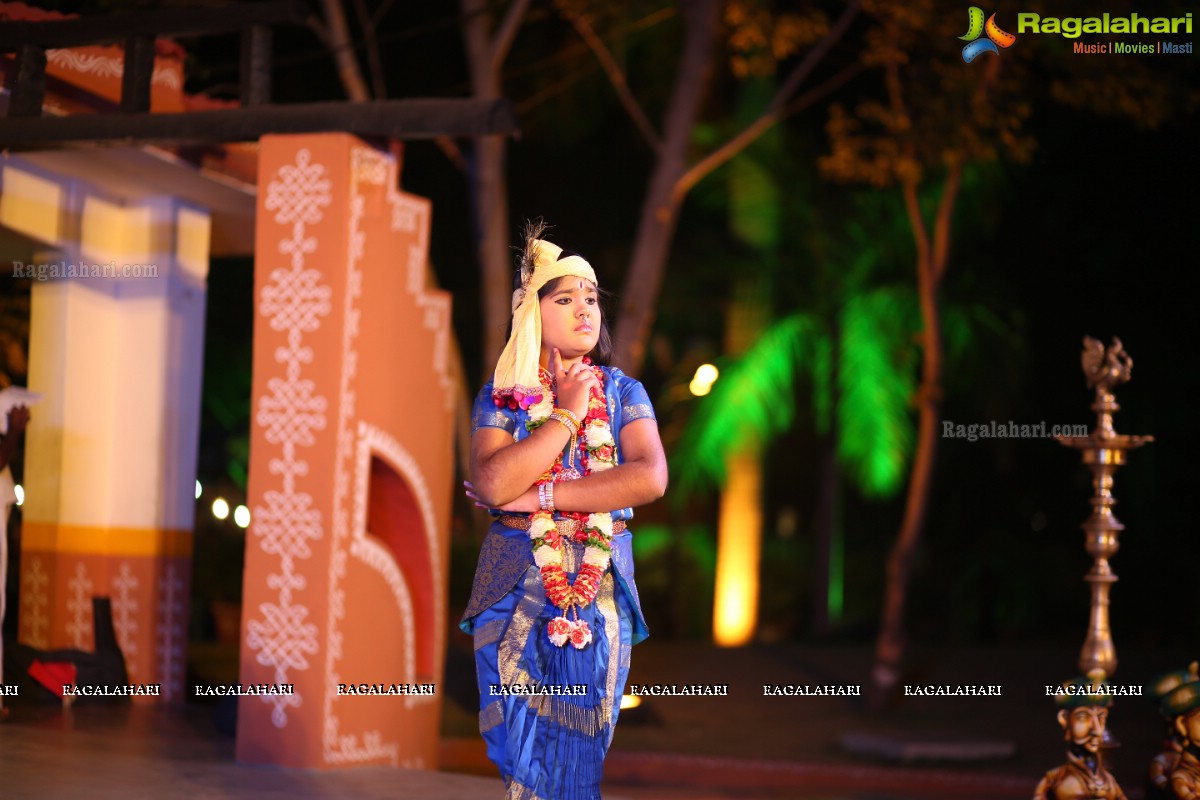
[26,0,1192,654]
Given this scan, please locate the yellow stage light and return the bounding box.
[713,450,761,646]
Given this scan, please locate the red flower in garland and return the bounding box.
[547,617,572,646]
[569,622,592,649]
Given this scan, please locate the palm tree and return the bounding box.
[676,275,920,636]
[674,179,1004,641]
[675,72,923,642]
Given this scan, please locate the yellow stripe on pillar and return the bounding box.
[22,520,193,558]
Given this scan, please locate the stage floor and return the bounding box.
[4,638,1178,799]
[0,703,936,800]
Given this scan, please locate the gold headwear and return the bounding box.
[492,224,597,408]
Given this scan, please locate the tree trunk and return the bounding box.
[870,317,940,707]
[869,162,961,708]
[470,134,512,375]
[611,0,719,375]
[318,0,371,101]
[461,0,525,376]
[810,321,841,635]
[607,0,861,376]
[811,430,841,635]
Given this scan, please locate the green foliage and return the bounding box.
[728,151,781,252]
[202,340,252,490]
[727,79,785,252]
[626,523,718,639]
[942,300,1009,369]
[629,523,673,559]
[671,283,923,499]
[670,163,1021,503]
[671,314,814,493]
[836,287,918,495]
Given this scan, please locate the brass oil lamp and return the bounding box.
[1056,336,1152,678]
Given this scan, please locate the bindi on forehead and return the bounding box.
[549,281,596,298]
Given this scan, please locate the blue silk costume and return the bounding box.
[461,366,654,800]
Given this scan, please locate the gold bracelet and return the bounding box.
[549,411,580,471]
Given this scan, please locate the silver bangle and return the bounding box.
[538,481,556,513]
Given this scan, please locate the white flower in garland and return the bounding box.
[528,392,555,424]
[587,419,614,446]
[529,515,557,541]
[581,546,610,568]
[533,545,559,568]
[585,513,613,539]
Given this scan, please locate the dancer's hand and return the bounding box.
[464,481,539,513]
[551,348,599,421]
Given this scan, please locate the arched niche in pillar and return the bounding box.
[360,438,437,682]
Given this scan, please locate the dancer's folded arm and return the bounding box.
[469,422,571,508]
[471,418,667,514]
[552,418,667,512]
[472,348,601,507]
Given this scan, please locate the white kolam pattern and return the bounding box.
[111,562,139,678]
[66,561,93,649]
[156,560,187,701]
[23,556,50,648]
[246,148,332,728]
[47,49,183,90]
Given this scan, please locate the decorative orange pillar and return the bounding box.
[237,134,454,769]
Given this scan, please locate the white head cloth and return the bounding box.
[491,238,597,408]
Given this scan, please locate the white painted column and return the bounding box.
[1,157,209,701]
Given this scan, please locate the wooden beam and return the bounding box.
[120,34,155,114]
[240,25,273,107]
[7,44,47,118]
[0,0,308,51]
[0,98,519,148]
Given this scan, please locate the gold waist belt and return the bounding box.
[499,515,627,536]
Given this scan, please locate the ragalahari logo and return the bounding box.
[960,7,1017,62]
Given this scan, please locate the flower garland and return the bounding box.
[526,359,617,649]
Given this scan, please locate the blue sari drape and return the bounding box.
[461,367,654,800]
